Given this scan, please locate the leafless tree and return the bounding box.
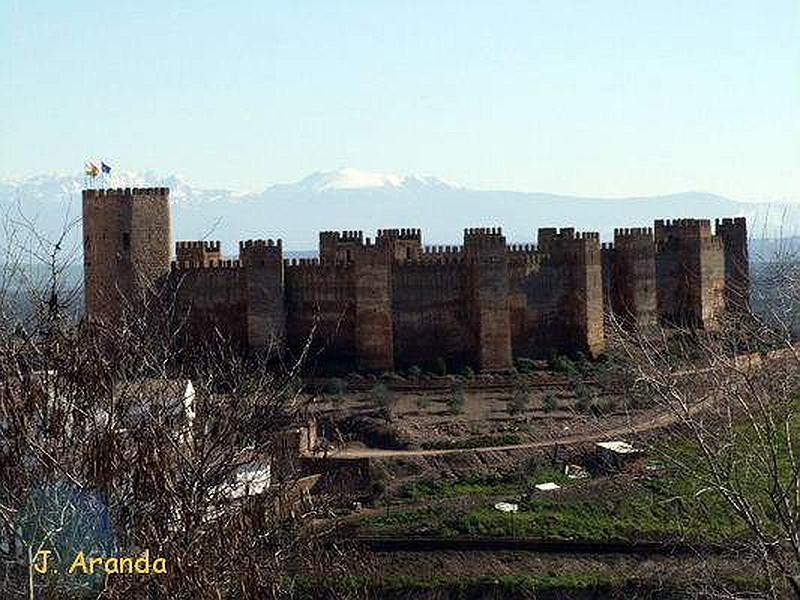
[0,211,344,599]
[610,240,800,599]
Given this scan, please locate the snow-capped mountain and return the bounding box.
[285,168,458,193]
[0,168,796,257]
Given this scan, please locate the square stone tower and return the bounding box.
[82,187,172,324]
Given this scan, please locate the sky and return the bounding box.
[1,1,798,201]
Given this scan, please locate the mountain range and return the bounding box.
[1,168,797,259]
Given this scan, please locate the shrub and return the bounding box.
[408,365,422,379]
[371,382,392,409]
[509,386,530,415]
[551,355,579,376]
[574,382,596,413]
[447,383,466,414]
[599,397,618,414]
[462,366,475,380]
[543,394,558,413]
[516,357,537,374]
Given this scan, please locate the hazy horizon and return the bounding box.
[0,166,795,205]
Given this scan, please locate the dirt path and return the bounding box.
[316,347,794,460]
[318,396,707,459]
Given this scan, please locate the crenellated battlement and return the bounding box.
[423,244,463,255]
[463,227,506,251]
[464,226,504,238]
[175,239,223,266]
[284,257,353,271]
[507,244,536,253]
[285,257,320,267]
[608,237,651,263]
[538,227,600,250]
[614,227,653,239]
[656,218,712,229]
[239,238,282,251]
[715,217,747,237]
[716,217,746,227]
[654,218,713,242]
[83,187,169,198]
[377,228,421,240]
[170,259,241,271]
[320,230,364,243]
[613,228,654,256]
[176,240,221,252]
[540,227,575,240]
[405,255,465,266]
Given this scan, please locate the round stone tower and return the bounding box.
[82,187,172,324]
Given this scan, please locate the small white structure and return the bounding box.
[596,440,642,471]
[494,502,519,513]
[596,441,638,455]
[534,482,561,491]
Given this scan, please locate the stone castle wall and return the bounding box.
[392,255,472,368]
[82,187,749,371]
[602,228,658,329]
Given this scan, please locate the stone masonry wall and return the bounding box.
[82,186,747,371]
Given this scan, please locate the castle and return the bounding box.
[83,187,749,372]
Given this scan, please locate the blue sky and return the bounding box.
[1,1,798,200]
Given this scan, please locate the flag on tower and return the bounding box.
[101,161,112,174]
[84,161,100,178]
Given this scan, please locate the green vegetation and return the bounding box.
[550,354,581,377]
[461,365,475,380]
[446,383,465,414]
[509,385,530,415]
[459,480,742,541]
[371,382,392,409]
[543,393,558,413]
[515,357,537,373]
[574,381,596,412]
[285,573,721,600]
[408,365,423,378]
[599,396,619,413]
[365,426,771,544]
[398,468,567,502]
[366,472,746,542]
[550,352,611,379]
[415,395,433,410]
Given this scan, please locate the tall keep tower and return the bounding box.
[715,217,749,312]
[607,227,657,329]
[239,239,286,349]
[83,187,172,323]
[464,227,513,370]
[654,218,725,328]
